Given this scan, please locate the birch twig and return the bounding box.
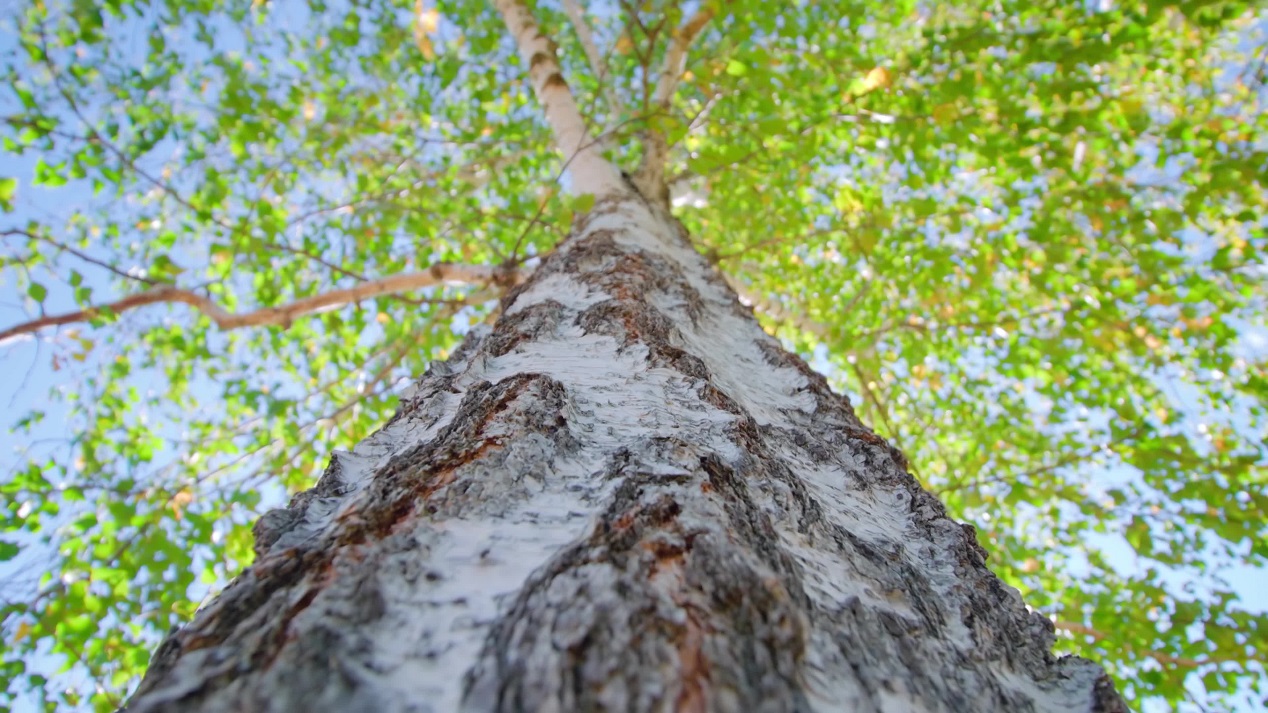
[560,0,626,118]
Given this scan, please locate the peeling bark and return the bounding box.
[126,194,1125,713]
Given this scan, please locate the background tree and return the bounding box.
[0,0,1265,710]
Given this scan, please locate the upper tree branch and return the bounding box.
[494,0,625,198]
[650,7,713,109]
[560,0,627,119]
[633,6,714,204]
[0,264,525,344]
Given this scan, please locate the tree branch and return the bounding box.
[1055,621,1245,669]
[0,264,526,344]
[560,0,626,119]
[493,0,625,198]
[2,229,160,286]
[633,6,713,203]
[934,449,1096,495]
[728,279,827,339]
[650,8,713,110]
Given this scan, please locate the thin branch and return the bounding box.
[725,271,870,345]
[934,450,1095,495]
[303,334,418,431]
[849,364,885,428]
[285,148,532,229]
[3,229,159,286]
[505,119,640,263]
[1185,689,1214,713]
[728,279,826,339]
[938,423,1151,497]
[1237,42,1268,86]
[22,41,365,287]
[716,226,844,262]
[273,240,367,282]
[560,0,626,118]
[493,0,625,198]
[1056,621,1246,669]
[0,264,526,344]
[848,361,921,481]
[848,305,1067,342]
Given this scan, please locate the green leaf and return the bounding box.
[32,159,67,188]
[0,177,16,210]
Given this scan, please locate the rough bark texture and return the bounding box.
[125,193,1125,713]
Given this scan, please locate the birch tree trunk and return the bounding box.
[120,1,1127,709]
[124,192,1124,713]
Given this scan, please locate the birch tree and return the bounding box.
[1,0,1265,711]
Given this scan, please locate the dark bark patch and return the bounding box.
[678,534,809,710]
[958,522,990,564]
[846,426,912,475]
[575,251,705,323]
[650,344,710,382]
[484,300,567,356]
[562,230,625,269]
[825,525,897,572]
[1091,673,1130,713]
[576,300,721,391]
[700,383,746,417]
[600,480,687,553]
[260,584,323,669]
[528,51,552,71]
[128,545,337,704]
[244,622,386,713]
[576,253,662,300]
[727,423,826,534]
[674,609,710,713]
[699,456,807,592]
[538,225,708,327]
[576,299,674,347]
[344,374,570,542]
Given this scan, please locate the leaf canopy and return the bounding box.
[1,0,1266,710]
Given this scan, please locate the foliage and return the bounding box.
[1,0,1265,710]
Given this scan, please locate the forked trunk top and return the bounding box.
[127,195,1124,713]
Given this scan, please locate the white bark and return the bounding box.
[125,195,1124,713]
[493,0,626,198]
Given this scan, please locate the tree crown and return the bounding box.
[0,0,1265,710]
